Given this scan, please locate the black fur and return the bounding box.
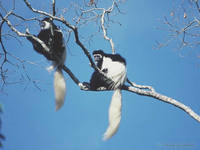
[84,50,126,90]
[89,70,113,90]
[27,17,65,62]
[93,50,126,65]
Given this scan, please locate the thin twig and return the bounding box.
[11,13,40,21]
[23,0,75,30]
[100,1,116,54]
[126,78,155,92]
[52,0,56,16]
[0,11,13,85]
[194,0,200,13]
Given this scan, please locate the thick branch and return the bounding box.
[122,85,200,123]
[62,65,80,85]
[73,27,96,68]
[62,66,200,123]
[74,75,200,123]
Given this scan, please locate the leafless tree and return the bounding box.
[0,0,200,141]
[155,0,200,56]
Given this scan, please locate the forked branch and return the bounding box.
[122,85,200,122]
[100,2,116,53]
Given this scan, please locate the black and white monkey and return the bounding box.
[83,50,127,140]
[26,17,66,111]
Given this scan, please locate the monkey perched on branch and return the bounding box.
[26,17,66,111]
[83,50,127,140]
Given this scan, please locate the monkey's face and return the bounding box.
[93,54,102,64]
[40,20,51,30]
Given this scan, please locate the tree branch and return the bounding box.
[157,1,200,50]
[62,65,80,85]
[23,0,119,75]
[52,0,56,16]
[1,14,51,53]
[122,85,200,123]
[23,0,99,71]
[0,11,13,86]
[194,0,200,13]
[126,78,155,92]
[23,0,75,30]
[79,1,117,53]
[100,1,116,54]
[62,62,200,123]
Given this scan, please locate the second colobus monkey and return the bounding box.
[83,50,127,140]
[26,17,66,111]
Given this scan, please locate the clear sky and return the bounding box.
[1,0,200,150]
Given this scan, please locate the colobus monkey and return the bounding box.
[83,50,127,140]
[26,17,66,111]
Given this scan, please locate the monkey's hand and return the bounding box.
[96,86,107,90]
[26,28,30,34]
[79,82,90,91]
[25,28,32,40]
[25,28,36,42]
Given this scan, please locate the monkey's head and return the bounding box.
[93,50,104,64]
[40,17,53,30]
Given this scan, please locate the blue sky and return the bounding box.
[1,0,200,150]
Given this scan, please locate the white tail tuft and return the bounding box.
[54,69,66,111]
[103,89,122,140]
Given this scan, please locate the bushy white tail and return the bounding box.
[103,89,122,140]
[54,69,66,111]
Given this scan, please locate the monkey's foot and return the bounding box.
[79,82,90,90]
[46,65,54,73]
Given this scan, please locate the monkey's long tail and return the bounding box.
[54,68,66,111]
[103,89,122,140]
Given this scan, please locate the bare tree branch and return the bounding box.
[23,0,75,30]
[126,78,155,92]
[62,65,80,85]
[52,0,56,16]
[157,0,200,50]
[61,64,200,123]
[1,14,51,53]
[0,11,13,85]
[11,13,39,22]
[100,1,116,54]
[79,1,117,53]
[23,0,99,70]
[122,85,200,123]
[194,0,200,13]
